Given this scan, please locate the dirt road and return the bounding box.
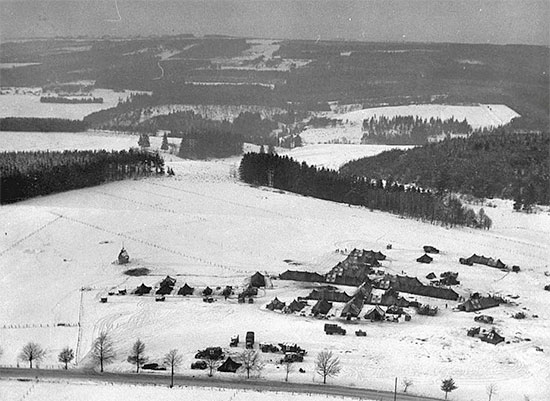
[0,367,443,401]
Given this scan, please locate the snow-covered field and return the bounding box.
[1,141,549,400]
[339,104,520,129]
[0,131,180,153]
[0,380,365,401]
[0,89,142,120]
[279,144,413,170]
[301,104,520,144]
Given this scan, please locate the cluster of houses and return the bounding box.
[102,270,271,304]
[270,246,517,335]
[132,277,195,301]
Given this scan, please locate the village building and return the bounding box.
[217,357,242,373]
[266,297,285,311]
[364,305,386,321]
[135,283,152,295]
[250,271,266,287]
[279,270,325,283]
[306,288,352,303]
[287,299,308,312]
[416,254,433,264]
[459,295,503,312]
[312,299,333,315]
[177,283,194,296]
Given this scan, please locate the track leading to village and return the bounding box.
[0,368,444,401]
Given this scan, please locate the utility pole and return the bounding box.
[394,377,397,401]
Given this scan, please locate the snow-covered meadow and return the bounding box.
[1,138,549,400]
[301,104,520,144]
[0,131,180,153]
[0,89,142,120]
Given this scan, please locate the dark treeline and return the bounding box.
[361,116,472,145]
[40,96,104,104]
[178,130,243,159]
[341,132,549,210]
[143,110,277,145]
[239,153,489,229]
[83,94,156,127]
[307,116,342,128]
[0,117,90,132]
[0,149,164,204]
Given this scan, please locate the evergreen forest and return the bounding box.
[0,117,90,132]
[239,152,491,229]
[361,116,472,145]
[0,149,164,204]
[341,132,549,210]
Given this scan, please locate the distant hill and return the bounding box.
[0,37,547,128]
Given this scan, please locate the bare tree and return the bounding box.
[58,347,74,369]
[239,349,264,379]
[402,378,413,393]
[282,359,294,382]
[315,350,341,384]
[91,331,116,372]
[127,339,147,373]
[204,356,221,377]
[163,349,183,388]
[486,383,498,401]
[441,378,458,400]
[19,342,46,369]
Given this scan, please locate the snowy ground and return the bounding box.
[1,141,548,400]
[338,104,520,129]
[0,131,180,153]
[279,144,413,170]
[0,89,143,120]
[301,104,520,144]
[0,379,367,401]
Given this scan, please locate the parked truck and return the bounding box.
[246,331,255,349]
[324,323,346,335]
[230,335,239,347]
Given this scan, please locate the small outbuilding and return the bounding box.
[250,272,266,287]
[480,329,505,345]
[178,283,194,296]
[217,357,242,373]
[426,272,437,280]
[117,247,130,264]
[364,305,386,321]
[288,299,307,312]
[312,299,333,315]
[135,283,152,295]
[156,286,173,295]
[459,257,474,266]
[160,276,176,287]
[416,254,433,264]
[266,297,285,311]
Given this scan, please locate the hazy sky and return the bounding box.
[0,0,548,45]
